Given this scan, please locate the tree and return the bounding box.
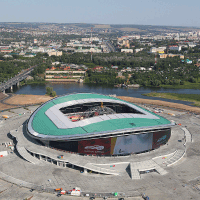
[46,87,57,97]
[46,87,53,95]
[51,91,57,97]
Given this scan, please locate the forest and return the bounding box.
[0,52,200,88]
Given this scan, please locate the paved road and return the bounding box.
[104,41,116,52]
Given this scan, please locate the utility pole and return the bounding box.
[91,27,93,61]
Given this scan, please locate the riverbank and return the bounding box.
[19,78,200,90]
[45,79,78,82]
[143,92,200,107]
[20,80,46,86]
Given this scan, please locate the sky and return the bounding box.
[0,0,200,27]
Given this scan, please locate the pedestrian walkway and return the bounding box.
[181,127,192,143]
[10,127,44,165]
[164,149,185,166]
[16,146,42,165]
[10,124,189,179]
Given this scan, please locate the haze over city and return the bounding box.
[1,0,200,27]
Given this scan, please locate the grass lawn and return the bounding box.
[160,81,200,89]
[143,92,200,107]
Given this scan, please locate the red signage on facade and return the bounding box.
[78,138,111,155]
[152,130,171,149]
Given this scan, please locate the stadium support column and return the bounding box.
[84,168,87,174]
[42,140,49,147]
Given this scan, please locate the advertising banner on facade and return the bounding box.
[152,129,171,149]
[111,133,153,155]
[78,129,171,155]
[78,138,111,155]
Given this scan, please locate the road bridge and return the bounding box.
[0,66,35,93]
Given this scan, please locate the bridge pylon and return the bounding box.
[10,85,13,92]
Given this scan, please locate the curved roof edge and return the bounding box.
[27,93,174,139]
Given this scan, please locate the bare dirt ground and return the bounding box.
[0,92,7,100]
[5,94,53,105]
[0,102,17,110]
[0,93,17,110]
[118,96,200,114]
[94,24,111,29]
[0,94,53,111]
[1,94,200,114]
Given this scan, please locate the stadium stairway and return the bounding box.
[10,126,44,165]
[129,160,168,179]
[164,149,185,167]
[181,127,192,143]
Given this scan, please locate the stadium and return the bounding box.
[27,93,174,156]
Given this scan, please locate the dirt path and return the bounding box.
[1,94,200,114]
[118,96,200,114]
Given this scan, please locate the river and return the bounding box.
[13,82,200,106]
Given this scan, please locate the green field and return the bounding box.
[160,81,200,89]
[143,92,200,107]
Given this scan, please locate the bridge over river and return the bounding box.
[0,66,35,93]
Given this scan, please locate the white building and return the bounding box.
[121,49,133,53]
[34,39,38,44]
[135,48,144,53]
[169,46,182,51]
[150,47,166,53]
[48,51,62,56]
[82,37,100,42]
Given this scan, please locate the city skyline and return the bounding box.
[0,0,200,27]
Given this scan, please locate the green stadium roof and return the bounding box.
[28,93,173,140]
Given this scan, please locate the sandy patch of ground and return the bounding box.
[1,94,200,114]
[118,96,200,114]
[0,103,17,111]
[0,92,7,100]
[4,94,53,106]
